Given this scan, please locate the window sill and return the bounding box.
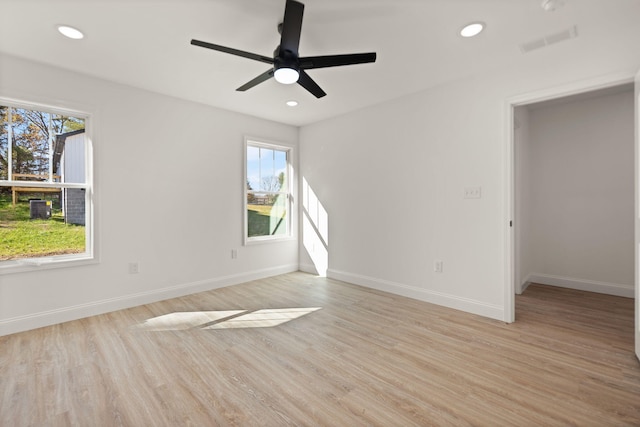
[0,254,97,275]
[245,235,296,246]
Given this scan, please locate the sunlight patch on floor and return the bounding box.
[134,307,322,331]
[133,310,245,331]
[203,307,322,329]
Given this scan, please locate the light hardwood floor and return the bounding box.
[1,272,639,426]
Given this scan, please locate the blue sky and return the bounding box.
[246,145,287,192]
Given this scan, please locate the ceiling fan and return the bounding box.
[190,0,377,98]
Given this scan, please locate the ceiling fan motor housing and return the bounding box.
[274,48,300,73]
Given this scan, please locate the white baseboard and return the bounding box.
[327,269,505,321]
[0,264,299,337]
[527,273,634,298]
[517,275,532,295]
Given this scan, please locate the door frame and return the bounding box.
[635,69,640,361]
[504,72,636,323]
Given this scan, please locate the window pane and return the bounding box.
[257,147,287,192]
[246,145,260,191]
[1,107,85,183]
[0,190,86,261]
[0,104,89,266]
[0,106,7,180]
[11,108,51,181]
[246,142,290,242]
[258,148,275,191]
[247,192,287,237]
[274,150,287,189]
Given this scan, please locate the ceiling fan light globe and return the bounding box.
[274,67,300,84]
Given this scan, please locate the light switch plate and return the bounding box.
[464,186,482,199]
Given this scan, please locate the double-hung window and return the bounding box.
[0,101,93,270]
[245,139,291,243]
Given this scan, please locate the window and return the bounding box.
[245,139,291,243]
[0,101,92,270]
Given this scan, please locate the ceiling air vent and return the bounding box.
[520,26,578,53]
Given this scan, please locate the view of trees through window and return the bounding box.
[0,105,88,262]
[246,143,289,239]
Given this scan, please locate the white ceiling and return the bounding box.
[1,0,639,126]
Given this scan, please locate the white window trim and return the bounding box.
[0,98,96,274]
[244,137,294,245]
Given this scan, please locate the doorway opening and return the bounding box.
[506,77,636,322]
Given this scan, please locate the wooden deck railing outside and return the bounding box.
[11,173,62,205]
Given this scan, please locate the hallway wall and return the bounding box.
[517,87,634,296]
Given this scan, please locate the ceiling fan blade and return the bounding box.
[279,0,304,56]
[300,52,377,69]
[236,69,275,91]
[297,70,326,98]
[191,39,273,64]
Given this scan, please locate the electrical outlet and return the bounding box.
[434,260,443,273]
[129,262,140,274]
[231,249,237,259]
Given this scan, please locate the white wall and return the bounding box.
[0,54,299,335]
[521,89,634,297]
[300,77,507,320]
[299,42,640,321]
[514,106,533,294]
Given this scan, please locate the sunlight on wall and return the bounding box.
[302,177,329,276]
[133,308,322,331]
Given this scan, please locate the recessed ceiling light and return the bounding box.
[57,25,84,40]
[460,22,485,38]
[286,100,299,107]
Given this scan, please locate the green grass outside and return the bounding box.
[247,204,286,237]
[0,193,85,261]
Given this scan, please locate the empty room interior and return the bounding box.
[1,0,639,425]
